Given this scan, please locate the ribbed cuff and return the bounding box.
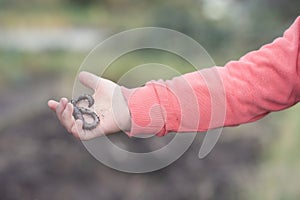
[121,81,181,137]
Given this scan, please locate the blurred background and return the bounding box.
[0,0,299,199]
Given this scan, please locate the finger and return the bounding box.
[78,71,100,91]
[56,98,68,121]
[48,100,59,112]
[70,121,80,139]
[61,103,75,133]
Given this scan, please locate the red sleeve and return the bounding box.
[122,16,300,137]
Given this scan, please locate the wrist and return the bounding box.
[114,86,131,132]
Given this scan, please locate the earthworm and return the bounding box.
[71,94,99,130]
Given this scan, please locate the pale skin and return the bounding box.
[47,71,131,140]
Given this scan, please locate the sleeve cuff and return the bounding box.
[121,81,181,137]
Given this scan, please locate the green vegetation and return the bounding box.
[245,104,300,200]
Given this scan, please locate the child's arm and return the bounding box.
[122,16,300,137]
[49,17,300,140]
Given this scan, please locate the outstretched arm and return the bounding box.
[49,17,300,140]
[123,16,300,137]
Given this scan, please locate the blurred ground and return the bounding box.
[0,0,299,199]
[0,108,263,200]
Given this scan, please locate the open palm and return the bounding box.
[48,71,131,140]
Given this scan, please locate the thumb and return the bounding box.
[78,71,100,91]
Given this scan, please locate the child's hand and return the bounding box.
[48,71,131,140]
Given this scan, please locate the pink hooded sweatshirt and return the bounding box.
[122,17,300,137]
